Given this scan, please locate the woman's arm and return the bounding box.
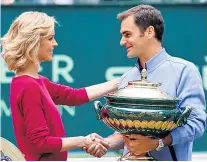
[60,136,90,151]
[61,133,109,158]
[19,84,63,154]
[61,133,109,151]
[85,78,119,101]
[20,84,109,155]
[42,75,119,106]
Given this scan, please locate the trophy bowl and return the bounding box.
[93,69,192,161]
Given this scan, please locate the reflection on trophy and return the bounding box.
[94,69,192,161]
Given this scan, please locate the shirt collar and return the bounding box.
[135,48,168,73]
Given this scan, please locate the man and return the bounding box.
[86,4,206,161]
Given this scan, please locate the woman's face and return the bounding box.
[38,31,58,62]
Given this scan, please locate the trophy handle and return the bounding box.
[177,105,192,126]
[94,101,103,120]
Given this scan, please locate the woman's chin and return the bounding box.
[43,58,52,62]
[47,56,53,61]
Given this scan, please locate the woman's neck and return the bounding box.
[16,63,39,78]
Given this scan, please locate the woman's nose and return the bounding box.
[53,39,58,46]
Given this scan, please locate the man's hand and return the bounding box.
[83,133,109,158]
[123,134,158,156]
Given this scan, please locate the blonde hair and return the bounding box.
[1,11,57,71]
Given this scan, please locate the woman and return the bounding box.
[1,11,118,161]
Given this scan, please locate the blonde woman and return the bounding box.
[1,11,118,161]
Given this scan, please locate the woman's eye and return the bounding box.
[49,37,54,41]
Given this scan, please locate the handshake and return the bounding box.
[82,133,110,158]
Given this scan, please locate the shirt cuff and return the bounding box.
[47,137,63,152]
[82,88,90,102]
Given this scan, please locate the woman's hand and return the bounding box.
[83,133,110,158]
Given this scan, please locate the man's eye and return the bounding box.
[125,33,131,37]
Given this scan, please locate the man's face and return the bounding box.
[120,15,148,58]
[38,31,58,62]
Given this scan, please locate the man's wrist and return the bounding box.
[154,134,172,151]
[162,134,173,147]
[155,138,164,151]
[104,134,124,150]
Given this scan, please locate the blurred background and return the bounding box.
[1,0,207,160]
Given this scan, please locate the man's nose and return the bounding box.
[120,38,126,46]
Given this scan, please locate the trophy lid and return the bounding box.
[107,69,177,101]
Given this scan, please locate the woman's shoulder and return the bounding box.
[11,75,42,89]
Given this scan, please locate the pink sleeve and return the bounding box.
[42,76,89,106]
[19,85,62,154]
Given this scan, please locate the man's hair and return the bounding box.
[117,4,164,42]
[1,11,57,71]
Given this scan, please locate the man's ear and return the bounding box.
[145,26,155,39]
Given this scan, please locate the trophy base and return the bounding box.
[118,152,156,161]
